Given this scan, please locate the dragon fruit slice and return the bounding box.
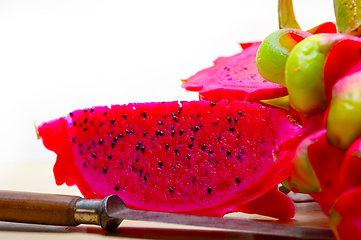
[38,100,300,218]
[181,42,288,103]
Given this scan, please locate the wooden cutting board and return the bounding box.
[0,160,331,240]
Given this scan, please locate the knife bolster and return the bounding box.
[74,195,123,231]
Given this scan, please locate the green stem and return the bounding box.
[278,0,301,29]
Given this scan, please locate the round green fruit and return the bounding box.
[256,29,311,87]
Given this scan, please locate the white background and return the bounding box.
[0,0,335,164]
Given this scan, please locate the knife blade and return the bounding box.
[0,191,334,239]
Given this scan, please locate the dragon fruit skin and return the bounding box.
[181,42,288,103]
[340,137,361,189]
[329,186,361,240]
[38,100,300,219]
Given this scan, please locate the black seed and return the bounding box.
[118,134,123,138]
[188,143,193,149]
[238,111,242,116]
[236,177,241,183]
[120,161,123,166]
[144,175,148,181]
[103,112,107,116]
[172,116,178,122]
[114,186,119,191]
[70,112,74,117]
[110,119,115,124]
[100,123,103,126]
[111,143,115,148]
[113,137,117,142]
[158,161,163,168]
[142,112,147,118]
[229,127,235,132]
[103,168,107,174]
[78,150,82,154]
[227,117,232,122]
[84,109,88,113]
[83,162,87,167]
[165,144,169,150]
[107,155,112,160]
[213,122,218,126]
[207,187,212,194]
[171,131,175,137]
[187,154,191,160]
[190,136,195,141]
[90,109,94,113]
[156,130,160,137]
[72,137,75,143]
[125,130,130,134]
[177,108,182,115]
[171,126,175,130]
[179,129,184,136]
[92,153,96,158]
[217,136,221,140]
[254,167,257,171]
[209,150,213,154]
[136,145,140,151]
[201,144,206,151]
[234,118,238,123]
[210,102,216,106]
[130,130,134,134]
[136,157,139,162]
[237,154,241,160]
[194,126,200,133]
[141,146,145,153]
[139,169,143,175]
[196,113,200,118]
[122,114,127,119]
[174,148,179,155]
[99,139,103,145]
[160,131,164,137]
[78,144,82,148]
[158,121,163,125]
[87,147,90,151]
[169,187,174,194]
[90,121,93,125]
[83,128,87,131]
[226,151,231,156]
[132,165,135,170]
[83,118,88,123]
[142,132,147,137]
[73,121,76,126]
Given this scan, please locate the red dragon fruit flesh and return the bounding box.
[38,100,300,219]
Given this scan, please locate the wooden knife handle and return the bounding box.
[0,190,81,226]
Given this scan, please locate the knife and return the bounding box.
[0,190,333,239]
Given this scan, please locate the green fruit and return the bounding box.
[256,29,311,86]
[327,72,361,149]
[285,34,345,117]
